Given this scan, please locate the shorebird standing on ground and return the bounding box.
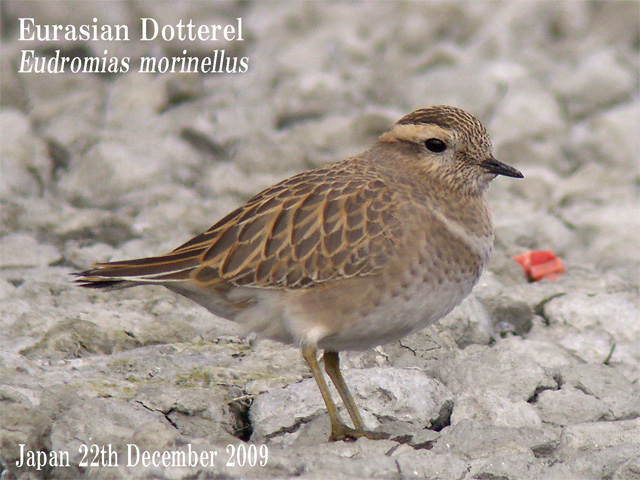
[75,105,523,441]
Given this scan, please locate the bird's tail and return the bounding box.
[73,251,203,290]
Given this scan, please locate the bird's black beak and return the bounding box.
[481,157,523,178]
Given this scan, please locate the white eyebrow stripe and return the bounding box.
[378,123,449,143]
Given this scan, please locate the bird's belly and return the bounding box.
[175,245,486,353]
[316,261,481,351]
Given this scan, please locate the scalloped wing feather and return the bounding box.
[76,159,403,291]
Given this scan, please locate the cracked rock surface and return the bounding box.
[1,2,639,479]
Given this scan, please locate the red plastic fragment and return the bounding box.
[512,250,566,281]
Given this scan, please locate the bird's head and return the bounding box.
[378,105,523,194]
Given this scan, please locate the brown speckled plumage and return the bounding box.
[75,105,523,441]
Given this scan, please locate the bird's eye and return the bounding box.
[425,138,447,153]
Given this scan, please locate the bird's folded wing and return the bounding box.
[76,160,404,290]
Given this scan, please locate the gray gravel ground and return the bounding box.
[1,1,639,479]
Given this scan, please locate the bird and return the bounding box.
[74,105,523,441]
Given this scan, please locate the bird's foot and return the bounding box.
[329,424,390,442]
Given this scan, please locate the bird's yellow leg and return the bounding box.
[323,350,365,429]
[323,350,390,440]
[301,344,350,441]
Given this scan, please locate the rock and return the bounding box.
[568,102,640,171]
[543,293,640,366]
[348,368,453,427]
[552,49,636,118]
[249,375,328,443]
[497,336,573,371]
[543,445,640,480]
[241,339,309,395]
[557,418,640,460]
[0,234,62,268]
[433,340,557,401]
[0,277,17,301]
[135,383,245,441]
[23,73,104,157]
[484,296,535,337]
[451,390,542,428]
[0,43,27,110]
[393,447,469,479]
[557,364,640,421]
[379,420,440,448]
[382,324,459,370]
[536,387,612,426]
[0,110,51,199]
[565,201,640,287]
[282,438,401,479]
[20,319,141,360]
[0,268,78,353]
[491,81,566,149]
[439,294,494,346]
[44,389,181,478]
[557,330,620,368]
[612,454,640,480]
[57,140,172,207]
[164,72,205,107]
[250,367,453,442]
[0,384,48,470]
[465,452,545,480]
[491,203,575,262]
[431,419,557,459]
